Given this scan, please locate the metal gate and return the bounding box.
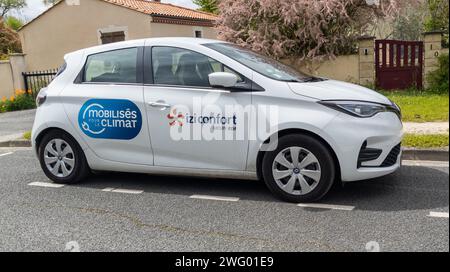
[375,40,424,90]
[22,69,58,98]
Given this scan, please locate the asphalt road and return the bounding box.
[0,147,448,252]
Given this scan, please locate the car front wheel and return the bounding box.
[38,130,89,184]
[262,134,336,203]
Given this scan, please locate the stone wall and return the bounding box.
[0,60,14,98]
[0,54,26,98]
[286,33,447,89]
[423,31,447,88]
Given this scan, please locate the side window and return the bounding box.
[152,47,243,87]
[55,62,67,77]
[84,48,138,83]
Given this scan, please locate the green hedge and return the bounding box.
[426,53,449,94]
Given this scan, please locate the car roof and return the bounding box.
[73,37,226,56]
[146,37,223,45]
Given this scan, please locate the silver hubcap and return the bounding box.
[44,139,75,178]
[272,147,321,196]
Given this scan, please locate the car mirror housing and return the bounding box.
[208,72,238,88]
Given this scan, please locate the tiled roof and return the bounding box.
[103,0,218,21]
[19,0,217,31]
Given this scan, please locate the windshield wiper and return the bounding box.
[302,77,320,82]
[284,77,325,83]
[284,79,302,82]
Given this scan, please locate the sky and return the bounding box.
[10,0,198,21]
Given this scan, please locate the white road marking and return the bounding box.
[190,194,240,202]
[297,203,355,211]
[112,189,143,194]
[402,160,449,168]
[0,152,13,157]
[101,188,143,194]
[428,212,449,218]
[28,182,65,188]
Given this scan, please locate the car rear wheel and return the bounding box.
[262,134,336,203]
[38,130,89,184]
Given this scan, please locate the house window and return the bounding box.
[100,31,125,44]
[194,30,203,38]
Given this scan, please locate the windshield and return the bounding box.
[204,43,315,82]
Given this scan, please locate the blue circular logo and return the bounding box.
[78,99,142,140]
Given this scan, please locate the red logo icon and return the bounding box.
[167,108,184,126]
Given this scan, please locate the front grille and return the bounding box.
[380,143,401,167]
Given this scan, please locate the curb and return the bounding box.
[1,139,448,162]
[402,147,449,162]
[0,139,31,148]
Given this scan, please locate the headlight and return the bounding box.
[318,100,401,119]
[390,100,401,113]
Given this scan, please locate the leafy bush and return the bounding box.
[0,90,36,113]
[216,0,416,60]
[0,17,22,59]
[4,16,24,31]
[426,53,449,94]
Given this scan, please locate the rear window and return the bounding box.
[56,62,67,77]
[83,48,138,83]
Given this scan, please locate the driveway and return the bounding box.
[0,109,36,141]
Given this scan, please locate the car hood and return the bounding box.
[288,79,391,105]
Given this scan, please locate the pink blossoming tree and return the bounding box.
[216,0,414,60]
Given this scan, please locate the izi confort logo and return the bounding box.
[78,99,142,140]
[167,108,237,128]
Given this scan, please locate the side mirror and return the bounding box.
[208,72,238,88]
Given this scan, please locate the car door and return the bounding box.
[62,45,154,165]
[143,46,252,170]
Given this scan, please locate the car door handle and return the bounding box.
[149,101,171,110]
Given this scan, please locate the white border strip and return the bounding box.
[28,182,65,188]
[297,203,355,211]
[428,212,449,218]
[0,152,13,157]
[190,195,240,202]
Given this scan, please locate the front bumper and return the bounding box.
[324,111,403,182]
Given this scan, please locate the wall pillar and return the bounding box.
[0,60,15,98]
[422,31,444,88]
[8,53,26,91]
[358,36,375,86]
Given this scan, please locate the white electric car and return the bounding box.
[32,38,403,202]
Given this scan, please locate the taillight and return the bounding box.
[36,88,47,107]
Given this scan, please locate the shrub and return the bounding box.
[216,0,417,60]
[0,17,22,59]
[426,53,449,94]
[0,90,36,113]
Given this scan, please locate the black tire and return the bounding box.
[38,130,90,184]
[261,134,336,203]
